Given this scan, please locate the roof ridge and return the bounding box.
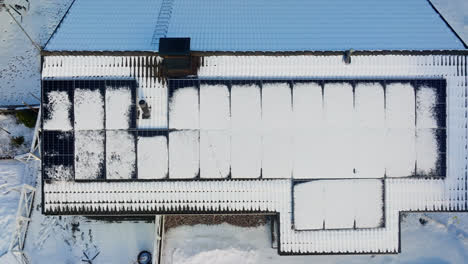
[43,0,77,50]
[426,0,467,49]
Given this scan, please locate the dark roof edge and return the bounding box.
[43,0,78,50]
[427,0,468,49]
[41,50,468,57]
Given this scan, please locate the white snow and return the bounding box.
[169,130,199,179]
[385,129,416,177]
[0,0,72,106]
[161,213,468,264]
[198,84,231,178]
[261,83,293,179]
[200,84,230,130]
[137,135,168,179]
[0,160,24,256]
[353,83,385,178]
[200,131,230,179]
[43,91,72,131]
[169,87,199,129]
[0,114,34,157]
[431,0,468,43]
[106,130,135,180]
[22,171,156,264]
[45,164,73,181]
[162,80,439,179]
[324,83,354,128]
[416,129,439,176]
[105,87,132,129]
[416,86,438,129]
[292,82,323,130]
[74,88,104,130]
[230,84,261,178]
[385,83,416,177]
[386,83,416,129]
[294,179,383,230]
[74,130,105,180]
[292,83,323,179]
[38,54,464,255]
[320,83,354,178]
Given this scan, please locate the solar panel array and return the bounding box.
[42,80,137,181]
[42,78,447,181]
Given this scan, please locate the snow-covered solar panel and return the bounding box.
[164,79,447,179]
[137,131,168,179]
[43,81,74,131]
[42,79,138,181]
[169,130,200,179]
[74,130,105,180]
[354,83,385,178]
[294,179,384,230]
[42,78,446,181]
[230,83,262,178]
[106,130,136,179]
[169,85,199,129]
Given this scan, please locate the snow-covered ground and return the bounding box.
[9,163,155,264]
[0,0,72,106]
[0,160,26,257]
[162,213,468,264]
[0,114,33,157]
[6,158,467,263]
[431,0,468,43]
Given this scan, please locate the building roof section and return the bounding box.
[44,0,466,52]
[41,54,468,254]
[45,0,162,51]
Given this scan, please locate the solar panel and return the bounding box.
[41,78,447,181]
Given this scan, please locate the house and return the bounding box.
[40,0,468,255]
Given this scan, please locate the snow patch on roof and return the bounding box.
[74,130,105,180]
[106,131,136,179]
[74,88,104,130]
[44,164,73,181]
[105,87,132,130]
[44,91,72,131]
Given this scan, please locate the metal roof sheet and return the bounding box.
[45,0,466,52]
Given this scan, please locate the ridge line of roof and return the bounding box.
[43,0,77,50]
[427,0,468,49]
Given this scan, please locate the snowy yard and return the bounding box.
[162,213,468,264]
[0,0,72,106]
[0,160,26,257]
[0,113,34,158]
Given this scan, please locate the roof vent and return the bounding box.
[139,99,151,119]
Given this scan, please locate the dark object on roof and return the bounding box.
[159,38,193,77]
[159,38,190,56]
[139,99,151,119]
[137,251,152,264]
[343,49,355,64]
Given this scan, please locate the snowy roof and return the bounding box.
[44,0,466,52]
[40,54,468,254]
